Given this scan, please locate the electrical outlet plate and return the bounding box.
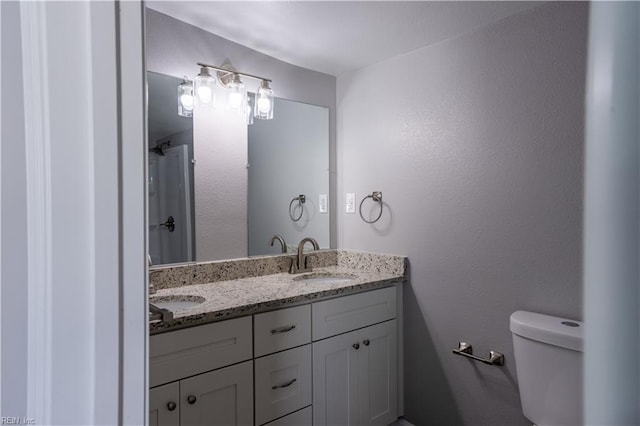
[319,194,328,214]
[346,193,356,213]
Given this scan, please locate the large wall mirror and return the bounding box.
[147,71,330,266]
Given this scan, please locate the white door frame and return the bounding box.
[16,1,147,424]
[583,2,639,424]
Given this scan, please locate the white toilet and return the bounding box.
[510,311,583,426]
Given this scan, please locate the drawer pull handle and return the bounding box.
[271,324,296,334]
[187,395,197,405]
[272,378,297,390]
[353,343,360,350]
[167,401,177,411]
[363,339,370,346]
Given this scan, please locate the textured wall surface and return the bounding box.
[336,3,588,425]
[194,107,248,260]
[146,10,337,261]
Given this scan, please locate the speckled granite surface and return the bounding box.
[149,250,407,334]
[149,250,339,290]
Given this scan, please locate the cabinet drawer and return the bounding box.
[262,406,312,426]
[150,316,252,387]
[312,286,396,340]
[254,305,311,357]
[255,345,312,425]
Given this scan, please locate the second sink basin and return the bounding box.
[294,272,357,285]
[150,295,205,312]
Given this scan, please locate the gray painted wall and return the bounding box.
[146,9,337,260]
[336,3,587,425]
[1,1,28,415]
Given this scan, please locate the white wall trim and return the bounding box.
[19,2,53,423]
[13,2,147,423]
[89,2,121,423]
[117,2,148,424]
[584,2,639,424]
[0,0,4,410]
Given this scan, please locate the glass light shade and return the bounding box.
[254,80,274,120]
[226,74,246,114]
[194,67,216,108]
[177,78,193,117]
[246,92,255,125]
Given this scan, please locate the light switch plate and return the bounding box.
[346,193,356,213]
[319,194,328,214]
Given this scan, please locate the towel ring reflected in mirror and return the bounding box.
[289,194,306,222]
[359,191,383,224]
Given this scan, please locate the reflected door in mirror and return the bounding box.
[149,145,194,265]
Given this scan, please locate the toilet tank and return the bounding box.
[510,311,583,426]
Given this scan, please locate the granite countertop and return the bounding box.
[149,250,407,335]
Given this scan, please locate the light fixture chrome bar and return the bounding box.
[197,62,272,83]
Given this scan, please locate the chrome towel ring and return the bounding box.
[289,194,306,221]
[359,191,383,224]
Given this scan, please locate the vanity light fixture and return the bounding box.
[226,73,247,114]
[194,66,216,108]
[255,80,274,120]
[177,77,194,117]
[195,62,274,120]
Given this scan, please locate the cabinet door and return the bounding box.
[312,331,359,426]
[149,382,180,426]
[180,360,253,426]
[358,320,398,426]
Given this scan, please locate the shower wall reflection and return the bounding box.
[148,71,195,265]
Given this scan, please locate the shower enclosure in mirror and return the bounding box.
[147,71,330,266]
[148,71,195,265]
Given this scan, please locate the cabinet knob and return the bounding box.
[187,395,197,405]
[353,343,360,350]
[363,339,370,346]
[167,401,177,411]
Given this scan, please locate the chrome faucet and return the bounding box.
[269,235,288,253]
[290,237,320,274]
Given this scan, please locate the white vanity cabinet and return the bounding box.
[312,287,398,426]
[150,285,401,426]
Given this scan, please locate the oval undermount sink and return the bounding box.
[293,272,357,285]
[149,295,205,311]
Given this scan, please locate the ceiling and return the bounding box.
[147,1,542,77]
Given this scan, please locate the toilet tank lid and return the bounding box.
[510,311,583,352]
